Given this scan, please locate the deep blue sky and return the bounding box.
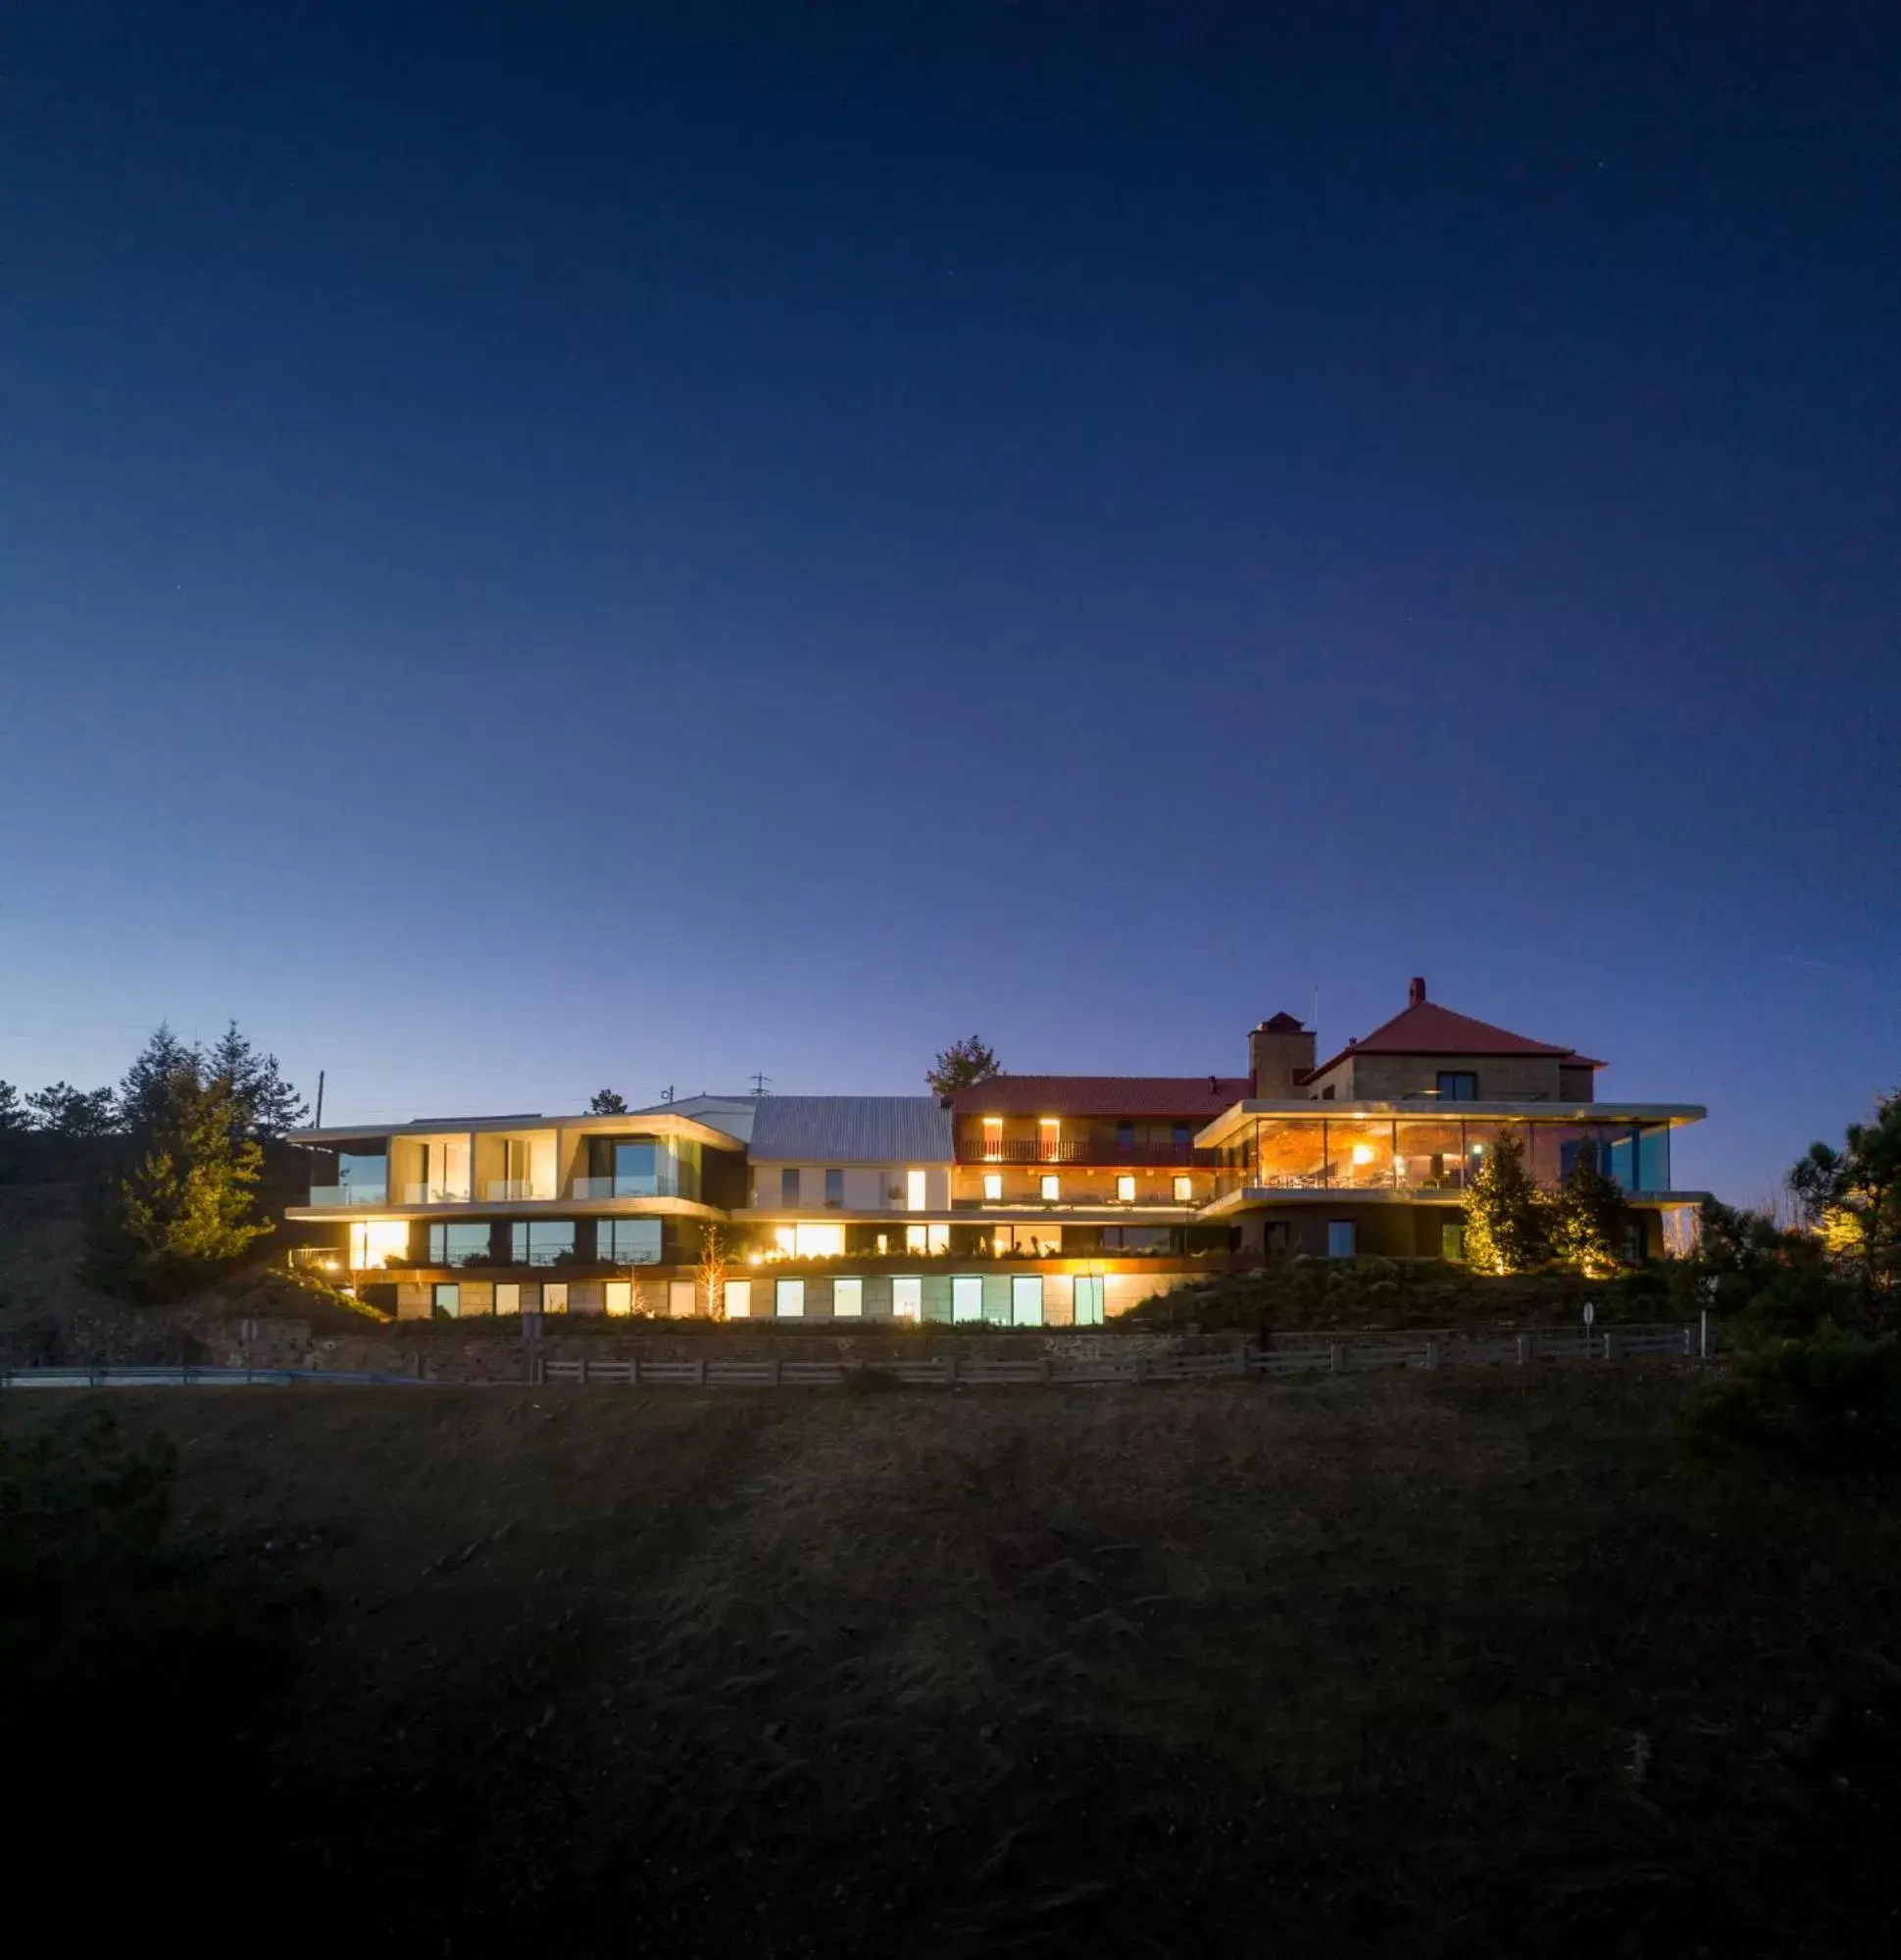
[3,2,1896,1203]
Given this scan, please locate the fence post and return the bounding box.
[1133,1355,1148,1383]
[1426,1338,1442,1372]
[695,1356,708,1386]
[577,1356,589,1386]
[1041,1356,1054,1382]
[1328,1341,1345,1375]
[414,1351,425,1382]
[1682,1324,1694,1358]
[771,1357,782,1386]
[1602,1330,1616,1362]
[945,1355,958,1385]
[1515,1333,1529,1367]
[628,1355,640,1386]
[1699,1310,1709,1361]
[1233,1342,1248,1377]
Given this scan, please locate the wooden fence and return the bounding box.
[0,1324,1711,1393]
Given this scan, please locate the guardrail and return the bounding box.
[0,1324,1711,1392]
[0,1365,429,1389]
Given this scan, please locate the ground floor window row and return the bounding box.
[419,1271,1131,1325]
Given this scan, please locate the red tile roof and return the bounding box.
[949,1075,1251,1119]
[1308,999,1604,1081]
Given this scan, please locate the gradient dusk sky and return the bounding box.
[2,3,1896,1205]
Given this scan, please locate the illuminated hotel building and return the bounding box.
[284,979,1704,1320]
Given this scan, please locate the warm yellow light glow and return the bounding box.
[775,1222,844,1258]
[982,1173,1003,1201]
[907,1169,928,1211]
[1040,1174,1060,1201]
[1352,1143,1376,1165]
[1173,1176,1193,1202]
[348,1220,410,1271]
[1116,1175,1135,1202]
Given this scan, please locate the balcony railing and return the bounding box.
[401,1181,470,1205]
[573,1175,687,1199]
[483,1180,555,1201]
[306,1183,386,1207]
[964,1140,1223,1168]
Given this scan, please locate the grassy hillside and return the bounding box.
[6,1373,1897,1954]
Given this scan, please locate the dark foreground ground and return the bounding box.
[7,1372,1899,1956]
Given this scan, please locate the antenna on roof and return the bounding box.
[750,1071,772,1096]
[661,1084,674,1104]
[1312,987,1320,1034]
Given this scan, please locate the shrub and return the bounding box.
[1687,1323,1901,1473]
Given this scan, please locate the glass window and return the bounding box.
[1172,1125,1190,1153]
[494,1282,521,1315]
[833,1277,864,1318]
[540,1282,568,1314]
[1103,1226,1172,1252]
[1172,1176,1193,1202]
[780,1167,800,1205]
[725,1279,752,1319]
[775,1278,805,1319]
[1437,1072,1477,1101]
[825,1168,844,1207]
[598,1218,663,1265]
[1326,1221,1357,1259]
[1116,1175,1135,1202]
[428,1222,491,1268]
[952,1276,984,1322]
[1039,1175,1060,1201]
[1256,1120,1328,1188]
[1325,1119,1395,1188]
[1396,1120,1470,1190]
[511,1221,576,1267]
[892,1276,922,1320]
[605,1281,632,1315]
[1074,1275,1105,1326]
[1440,1222,1466,1262]
[1637,1126,1671,1193]
[907,1169,928,1210]
[981,1120,1002,1161]
[1010,1276,1044,1326]
[1116,1123,1133,1151]
[337,1149,388,1201]
[905,1223,949,1254]
[431,1282,460,1319]
[349,1220,409,1271]
[981,1173,1003,1201]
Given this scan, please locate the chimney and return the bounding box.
[1249,1013,1315,1098]
[1409,976,1426,1007]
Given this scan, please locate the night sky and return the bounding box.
[3,3,1896,1204]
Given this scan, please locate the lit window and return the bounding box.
[1040,1175,1060,1201]
[905,1223,948,1254]
[794,1223,843,1258]
[982,1173,1003,1201]
[725,1279,752,1318]
[891,1276,922,1319]
[1010,1276,1044,1326]
[1038,1117,1061,1160]
[1173,1176,1193,1202]
[833,1278,863,1318]
[981,1119,1002,1162]
[494,1282,521,1315]
[1116,1175,1135,1202]
[907,1169,928,1210]
[1074,1276,1105,1326]
[775,1278,805,1318]
[431,1282,460,1319]
[540,1282,570,1314]
[952,1276,983,1322]
[349,1219,410,1271]
[605,1281,632,1315]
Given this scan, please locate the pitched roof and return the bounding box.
[1308,999,1603,1081]
[949,1076,1251,1119]
[746,1096,953,1164]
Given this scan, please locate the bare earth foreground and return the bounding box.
[9,1373,1899,1956]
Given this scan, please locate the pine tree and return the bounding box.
[1461,1131,1550,1274]
[119,1024,198,1136]
[588,1088,629,1115]
[1549,1147,1630,1277]
[26,1081,120,1136]
[208,1022,309,1139]
[88,1058,269,1298]
[0,1081,27,1133]
[925,1034,1001,1097]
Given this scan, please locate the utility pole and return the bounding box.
[314,1069,325,1128]
[749,1071,772,1096]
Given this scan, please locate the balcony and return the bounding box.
[306,1183,387,1207]
[483,1179,555,1201]
[964,1139,1223,1168]
[573,1174,692,1199]
[401,1181,471,1205]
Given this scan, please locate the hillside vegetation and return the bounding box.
[6,1374,1897,1955]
